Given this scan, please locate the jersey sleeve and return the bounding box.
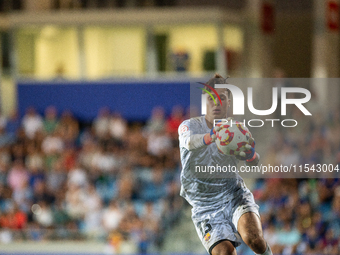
[178,120,206,151]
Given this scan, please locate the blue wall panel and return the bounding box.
[17,81,190,122]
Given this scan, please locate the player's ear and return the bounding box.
[227,99,231,108]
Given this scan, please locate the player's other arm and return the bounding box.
[178,120,220,151]
[245,151,260,166]
[237,137,260,166]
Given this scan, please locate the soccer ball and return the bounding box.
[215,120,252,156]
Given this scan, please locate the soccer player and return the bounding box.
[178,74,272,255]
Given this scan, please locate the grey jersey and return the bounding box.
[178,116,249,215]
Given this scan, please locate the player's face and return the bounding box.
[206,88,230,121]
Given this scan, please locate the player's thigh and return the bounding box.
[237,211,264,242]
[192,216,241,254]
[211,240,237,255]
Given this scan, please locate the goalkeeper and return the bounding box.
[178,74,272,255]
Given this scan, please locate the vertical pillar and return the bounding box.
[311,0,340,109]
[77,26,86,80]
[242,0,276,160]
[215,23,227,77]
[146,26,157,76]
[243,0,274,78]
[9,28,18,80]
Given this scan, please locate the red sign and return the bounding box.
[261,2,275,34]
[327,1,339,31]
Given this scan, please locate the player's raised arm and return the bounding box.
[178,120,221,151]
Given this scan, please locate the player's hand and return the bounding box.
[235,137,256,161]
[203,125,222,145]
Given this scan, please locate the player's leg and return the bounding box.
[210,240,237,255]
[192,214,242,255]
[237,212,272,255]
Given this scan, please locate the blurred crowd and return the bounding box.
[240,106,340,255]
[0,105,186,253]
[0,100,339,255]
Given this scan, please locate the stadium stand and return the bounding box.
[0,104,339,254]
[0,105,185,253]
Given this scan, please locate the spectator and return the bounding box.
[41,130,64,155]
[140,165,166,202]
[33,201,54,228]
[65,183,86,221]
[67,163,88,188]
[43,106,59,134]
[0,147,11,170]
[11,178,32,213]
[147,130,172,157]
[166,105,184,139]
[7,160,29,193]
[277,221,301,254]
[320,228,339,254]
[109,112,127,143]
[144,106,166,135]
[0,160,8,185]
[83,184,103,237]
[58,110,79,147]
[22,107,43,140]
[329,186,340,238]
[46,159,67,193]
[25,143,44,173]
[102,200,123,233]
[52,198,70,227]
[78,139,97,171]
[0,202,27,230]
[32,180,55,205]
[93,107,111,140]
[61,147,77,171]
[263,222,279,253]
[116,171,134,201]
[91,144,117,173]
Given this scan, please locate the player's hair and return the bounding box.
[203,73,230,97]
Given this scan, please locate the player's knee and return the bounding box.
[242,232,266,253]
[211,241,237,255]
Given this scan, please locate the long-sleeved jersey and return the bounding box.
[178,116,251,216]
